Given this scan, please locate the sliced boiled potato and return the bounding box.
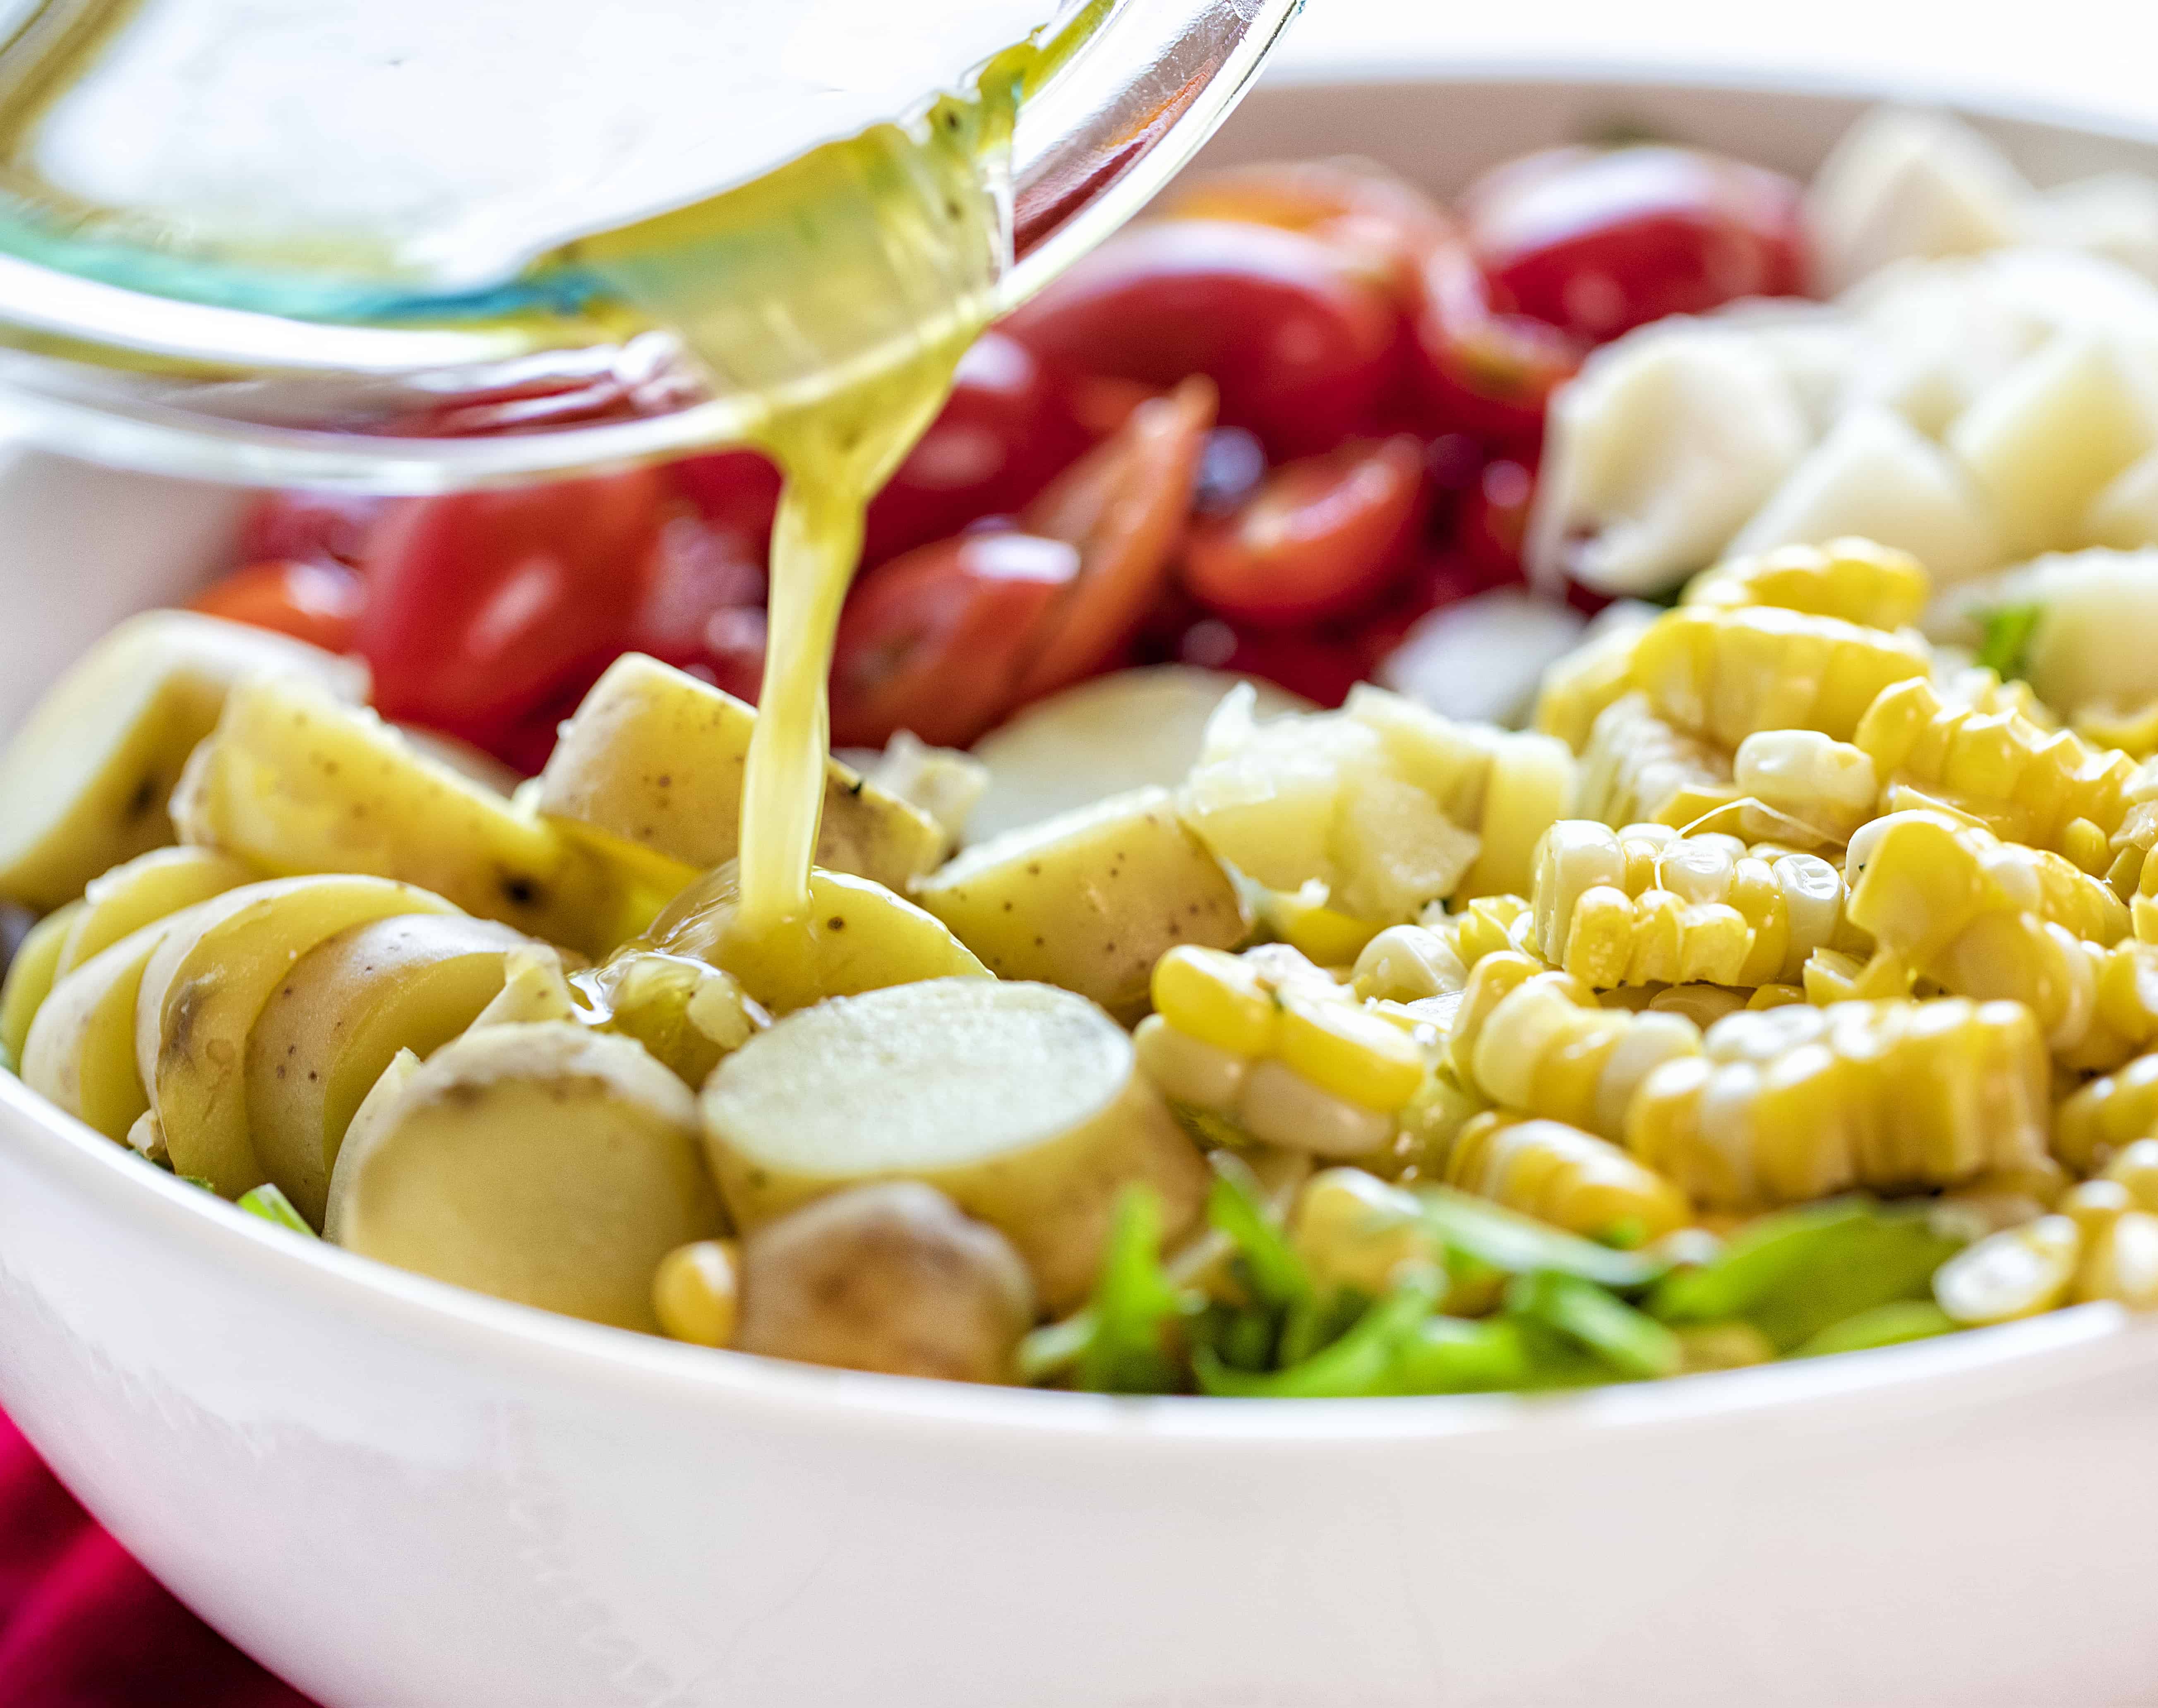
[535,653,943,892]
[23,912,195,1142]
[643,863,986,1015]
[966,667,1312,843]
[0,612,364,911]
[325,1022,722,1332]
[0,902,82,1070]
[913,787,1245,1021]
[1946,334,2158,560]
[173,672,662,957]
[246,912,538,1224]
[57,846,255,978]
[701,978,1207,1311]
[136,875,459,1195]
[1727,407,2004,589]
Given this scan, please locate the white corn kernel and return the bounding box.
[1734,729,1880,841]
[1353,924,1467,1003]
[1935,1215,2082,1325]
[1239,1058,1395,1158]
[1134,1014,1249,1112]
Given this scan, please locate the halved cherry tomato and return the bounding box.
[861,332,1083,566]
[1455,456,1537,579]
[829,532,1079,748]
[667,450,783,549]
[236,491,388,570]
[1409,235,1582,445]
[190,559,365,653]
[624,506,768,671]
[1001,220,1398,458]
[1160,158,1450,305]
[355,470,667,731]
[1178,617,1365,709]
[1180,434,1425,627]
[1011,375,1217,700]
[1464,145,1807,341]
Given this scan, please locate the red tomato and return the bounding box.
[624,506,768,671]
[1409,235,1582,444]
[1000,219,1399,458]
[1160,158,1450,305]
[1177,617,1365,709]
[1456,457,1538,580]
[236,492,389,570]
[1180,435,1426,627]
[861,332,1083,566]
[355,470,666,730]
[190,559,365,653]
[667,450,783,547]
[829,531,1079,748]
[1464,145,1808,341]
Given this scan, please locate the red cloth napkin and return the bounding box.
[0,1414,312,1707]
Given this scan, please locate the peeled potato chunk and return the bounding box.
[701,979,1206,1311]
[536,653,943,892]
[23,913,194,1142]
[735,1182,1035,1382]
[912,787,1246,1022]
[0,902,82,1069]
[643,863,986,1015]
[246,913,539,1225]
[136,875,459,1195]
[56,846,255,978]
[325,1022,723,1332]
[172,673,663,957]
[0,612,363,910]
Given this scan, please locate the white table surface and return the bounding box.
[1279,0,2158,130]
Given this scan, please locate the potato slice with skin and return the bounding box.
[0,902,82,1069]
[22,914,187,1141]
[702,978,1207,1311]
[246,912,538,1225]
[536,653,943,892]
[0,612,364,910]
[137,876,460,1195]
[326,1022,723,1333]
[172,673,663,957]
[57,846,255,978]
[912,787,1246,1022]
[643,863,986,1016]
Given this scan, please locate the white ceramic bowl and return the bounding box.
[7,68,2158,1708]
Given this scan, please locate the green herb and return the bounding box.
[1976,602,2043,681]
[1195,1267,1442,1398]
[1016,1310,1095,1385]
[1650,1199,1961,1353]
[1415,1186,1666,1290]
[1384,1316,1537,1394]
[1794,1299,1959,1359]
[1075,1185,1192,1395]
[1507,1271,1682,1381]
[1205,1153,1311,1311]
[237,1183,317,1236]
[178,1173,218,1192]
[1276,1286,1369,1369]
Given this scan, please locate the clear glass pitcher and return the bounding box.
[0,0,1301,489]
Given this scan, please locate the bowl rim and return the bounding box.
[9,59,2158,1450]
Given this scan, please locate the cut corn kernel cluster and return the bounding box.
[2055,1052,2158,1176]
[1531,820,1848,989]
[1631,604,1931,749]
[1576,692,1738,829]
[1533,607,1657,753]
[1431,893,1540,971]
[1935,1171,2158,1321]
[1855,675,2135,862]
[1139,944,1431,1161]
[1445,1111,1690,1241]
[1625,998,2051,1208]
[1446,952,1704,1141]
[1681,538,1929,632]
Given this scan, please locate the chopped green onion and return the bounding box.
[178,1173,218,1193]
[1414,1186,1665,1290]
[1507,1271,1682,1381]
[1195,1267,1442,1398]
[1016,1310,1095,1385]
[1075,1185,1191,1395]
[1975,602,2043,681]
[1384,1316,1536,1394]
[236,1183,316,1237]
[1795,1300,1959,1359]
[1205,1152,1311,1310]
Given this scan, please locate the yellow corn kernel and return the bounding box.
[1747,983,1807,1009]
[1681,538,1929,631]
[1152,945,1278,1057]
[1575,692,1739,830]
[1290,1167,1435,1296]
[652,1239,741,1348]
[1675,1321,1777,1372]
[2075,1209,2158,1307]
[1626,998,2051,1209]
[1933,1216,2081,1325]
[1935,1161,2070,1239]
[1260,883,1385,967]
[2055,1053,2158,1176]
[1446,951,1553,1081]
[2101,1137,2158,1213]
[2059,1178,2135,1243]
[1439,892,1538,969]
[1237,1058,1395,1158]
[1351,924,1467,1003]
[1277,997,1426,1112]
[1857,675,2135,857]
[1648,984,1751,1029]
[1731,728,1879,845]
[1464,971,1702,1141]
[1446,1111,1690,1241]
[2075,700,2158,762]
[1133,1013,1249,1113]
[1632,604,1930,750]
[1534,606,1660,753]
